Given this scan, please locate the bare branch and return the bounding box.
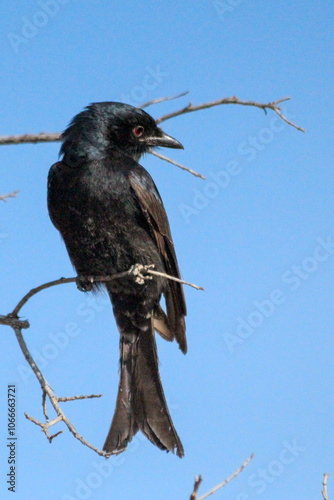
[156,96,305,132]
[191,453,254,500]
[49,430,65,443]
[146,266,204,291]
[190,476,203,500]
[0,94,304,150]
[11,276,79,317]
[42,390,49,421]
[58,394,103,402]
[0,314,29,329]
[0,94,303,185]
[11,324,110,456]
[24,412,63,442]
[5,299,106,453]
[140,91,189,109]
[11,264,203,318]
[322,473,329,500]
[0,190,19,202]
[0,132,61,146]
[151,151,206,180]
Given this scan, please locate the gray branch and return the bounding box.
[322,473,329,500]
[156,95,305,132]
[190,453,254,500]
[0,93,304,180]
[0,190,19,202]
[1,264,202,456]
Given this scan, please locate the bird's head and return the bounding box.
[60,102,183,164]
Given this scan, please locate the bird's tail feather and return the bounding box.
[103,319,184,458]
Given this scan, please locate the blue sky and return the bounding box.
[1,1,333,499]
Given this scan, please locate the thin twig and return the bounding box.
[322,473,329,500]
[140,91,189,109]
[42,390,49,421]
[24,413,64,443]
[151,151,205,180]
[11,277,79,317]
[147,267,204,291]
[190,476,203,500]
[194,453,254,500]
[0,190,19,202]
[49,430,65,442]
[58,394,103,402]
[156,96,305,132]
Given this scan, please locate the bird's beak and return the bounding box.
[141,129,184,149]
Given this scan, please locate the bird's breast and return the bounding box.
[48,160,162,278]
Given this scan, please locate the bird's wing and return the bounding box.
[128,168,187,354]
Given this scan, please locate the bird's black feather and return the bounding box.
[47,102,187,457]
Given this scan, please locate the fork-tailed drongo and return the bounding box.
[47,102,187,457]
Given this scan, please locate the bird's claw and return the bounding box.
[130,264,155,285]
[76,276,94,292]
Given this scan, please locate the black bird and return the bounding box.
[47,102,187,457]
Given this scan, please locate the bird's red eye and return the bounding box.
[133,126,144,137]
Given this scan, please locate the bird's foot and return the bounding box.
[76,276,94,292]
[129,264,155,285]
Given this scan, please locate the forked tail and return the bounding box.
[103,319,184,458]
